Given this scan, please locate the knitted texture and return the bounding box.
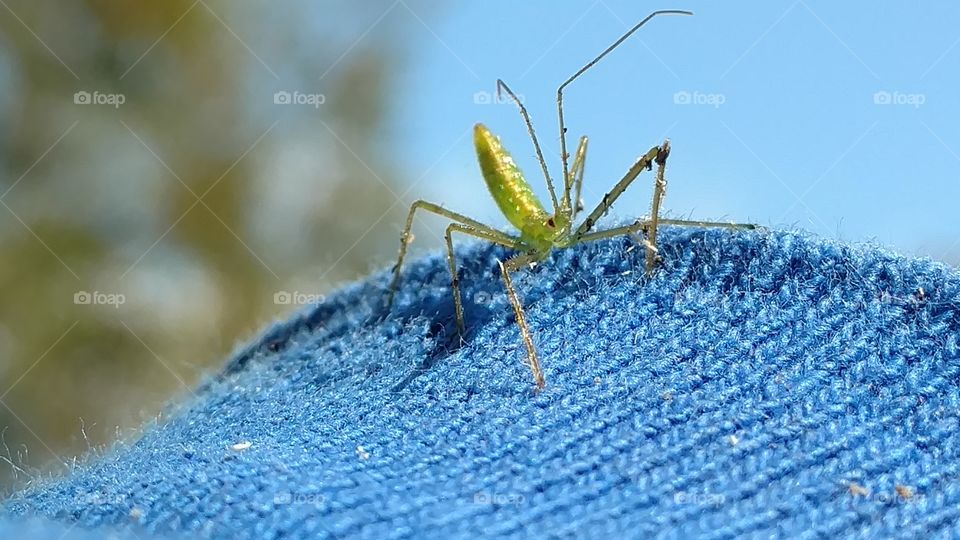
[2,227,959,539]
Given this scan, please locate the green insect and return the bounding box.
[387,10,755,389]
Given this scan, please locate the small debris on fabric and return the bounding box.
[895,484,914,500]
[847,483,869,497]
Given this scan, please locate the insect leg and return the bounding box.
[575,219,756,244]
[444,223,521,335]
[387,200,515,309]
[569,135,588,216]
[642,140,753,274]
[569,144,662,243]
[658,218,758,229]
[573,217,758,272]
[573,220,652,244]
[499,253,546,390]
[570,219,664,274]
[644,140,669,274]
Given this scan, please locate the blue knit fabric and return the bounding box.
[2,227,959,539]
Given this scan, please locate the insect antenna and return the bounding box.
[496,79,560,214]
[555,10,693,197]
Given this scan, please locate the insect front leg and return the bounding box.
[444,223,520,336]
[569,135,588,216]
[386,200,514,310]
[568,144,661,244]
[645,141,670,275]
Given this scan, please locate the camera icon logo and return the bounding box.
[873,91,892,105]
[74,91,91,105]
[473,91,492,105]
[274,91,292,105]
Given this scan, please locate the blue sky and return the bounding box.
[392,1,960,264]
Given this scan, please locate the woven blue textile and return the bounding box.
[2,227,960,539]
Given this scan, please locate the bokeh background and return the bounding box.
[0,1,957,492]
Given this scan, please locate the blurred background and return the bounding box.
[0,0,957,492]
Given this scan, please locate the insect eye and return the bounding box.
[546,218,555,228]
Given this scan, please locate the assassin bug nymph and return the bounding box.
[386,10,755,389]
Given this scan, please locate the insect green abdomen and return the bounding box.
[474,123,548,232]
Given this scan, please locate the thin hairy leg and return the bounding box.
[499,253,546,389]
[569,135,588,215]
[644,141,669,274]
[568,144,663,243]
[444,222,521,335]
[573,218,758,269]
[387,200,515,308]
